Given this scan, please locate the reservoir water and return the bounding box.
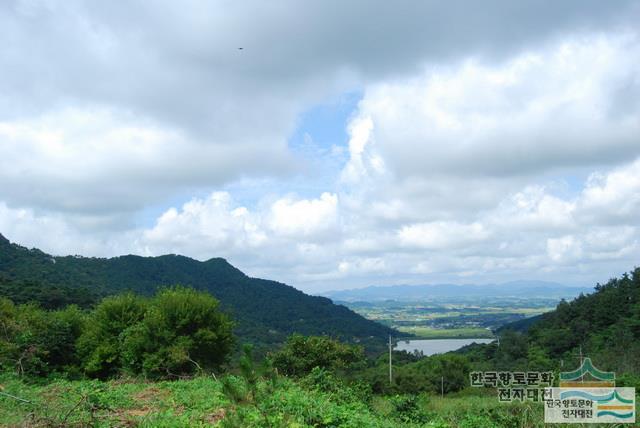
[395,338,494,356]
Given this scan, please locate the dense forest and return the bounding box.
[460,267,640,379]
[0,234,394,353]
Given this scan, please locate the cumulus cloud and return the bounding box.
[398,222,490,250]
[137,191,340,264]
[0,202,135,256]
[0,108,291,217]
[2,1,640,290]
[579,160,640,224]
[333,34,640,231]
[351,34,640,182]
[268,192,338,238]
[141,192,267,256]
[135,156,640,289]
[492,187,575,231]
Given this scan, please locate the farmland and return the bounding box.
[343,297,558,339]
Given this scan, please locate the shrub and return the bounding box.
[270,334,365,377]
[0,298,85,377]
[77,293,147,378]
[121,286,234,377]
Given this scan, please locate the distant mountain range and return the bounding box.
[321,280,591,302]
[0,233,395,349]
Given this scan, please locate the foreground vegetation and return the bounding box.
[0,371,546,427]
[0,286,547,427]
[1,264,639,426]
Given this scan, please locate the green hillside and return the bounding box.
[526,268,640,373]
[462,267,640,378]
[0,234,394,350]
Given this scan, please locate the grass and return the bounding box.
[0,375,230,427]
[1,374,621,427]
[0,373,404,427]
[396,326,495,339]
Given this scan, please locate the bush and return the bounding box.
[77,293,147,378]
[269,334,365,377]
[123,286,235,377]
[0,298,85,377]
[364,352,471,395]
[388,394,431,424]
[78,287,234,379]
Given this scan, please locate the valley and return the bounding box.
[339,296,565,339]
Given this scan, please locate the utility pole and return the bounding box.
[578,345,584,384]
[441,376,444,398]
[578,345,583,366]
[388,335,393,385]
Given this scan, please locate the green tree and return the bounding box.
[121,286,234,378]
[526,344,554,371]
[77,293,147,378]
[269,334,365,377]
[0,298,85,377]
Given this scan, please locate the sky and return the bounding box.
[1,1,640,292]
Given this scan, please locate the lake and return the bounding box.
[395,338,494,356]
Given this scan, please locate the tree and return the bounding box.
[77,293,147,378]
[269,334,365,377]
[121,286,234,378]
[0,298,85,377]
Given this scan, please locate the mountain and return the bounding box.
[0,234,395,350]
[525,269,640,360]
[496,314,544,333]
[459,268,640,375]
[321,280,590,302]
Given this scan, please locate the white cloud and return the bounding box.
[579,159,640,224]
[398,222,490,250]
[268,192,338,237]
[2,3,640,291]
[0,202,134,256]
[140,192,267,257]
[130,152,639,290]
[493,186,576,231]
[136,191,341,270]
[547,235,582,262]
[352,34,640,183]
[0,108,292,217]
[338,258,387,275]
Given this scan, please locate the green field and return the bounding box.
[396,326,495,339]
[346,298,554,339]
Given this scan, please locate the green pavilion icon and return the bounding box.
[559,357,615,388]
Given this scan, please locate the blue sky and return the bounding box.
[1,1,639,292]
[223,91,361,207]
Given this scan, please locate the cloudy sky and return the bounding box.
[1,1,639,292]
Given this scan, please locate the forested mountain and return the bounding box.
[525,269,640,371]
[463,268,640,376]
[0,233,395,349]
[496,314,543,333]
